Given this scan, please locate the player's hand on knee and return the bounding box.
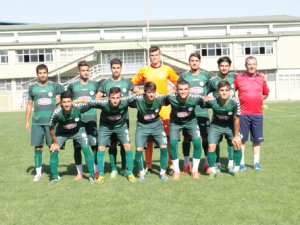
[232,136,242,150]
[50,143,59,153]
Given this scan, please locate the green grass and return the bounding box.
[0,101,299,225]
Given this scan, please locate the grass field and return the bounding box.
[0,101,299,225]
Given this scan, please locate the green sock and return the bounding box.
[233,149,242,166]
[82,146,95,178]
[182,142,190,157]
[160,147,168,171]
[207,151,217,168]
[121,146,126,170]
[92,146,98,165]
[228,146,234,160]
[192,138,202,159]
[125,150,134,175]
[108,146,117,171]
[97,151,105,176]
[170,139,179,160]
[50,151,59,179]
[202,140,208,157]
[216,144,220,163]
[34,150,42,168]
[135,150,144,171]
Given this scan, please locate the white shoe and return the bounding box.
[33,174,41,182]
[110,170,118,178]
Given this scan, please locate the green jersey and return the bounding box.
[179,71,210,117]
[202,97,240,125]
[98,77,134,97]
[88,95,135,128]
[67,80,99,123]
[208,72,236,98]
[165,94,204,124]
[28,81,64,125]
[49,104,91,134]
[130,94,166,124]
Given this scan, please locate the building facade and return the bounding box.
[0,15,300,110]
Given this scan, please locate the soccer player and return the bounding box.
[203,80,242,178]
[96,58,142,178]
[234,56,270,171]
[67,60,99,180]
[130,82,169,182]
[48,91,96,185]
[207,56,236,173]
[131,45,179,173]
[89,87,136,183]
[25,64,64,182]
[165,80,204,180]
[178,53,211,174]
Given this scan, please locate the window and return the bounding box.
[60,47,93,63]
[0,50,8,64]
[0,79,12,91]
[16,78,31,91]
[160,44,186,59]
[196,43,230,57]
[16,49,53,63]
[237,41,273,56]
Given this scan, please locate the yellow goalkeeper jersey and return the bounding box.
[131,64,178,120]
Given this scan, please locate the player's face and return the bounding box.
[145,89,156,101]
[111,64,122,79]
[149,50,161,66]
[177,84,190,99]
[189,56,200,71]
[61,98,73,112]
[79,66,90,80]
[218,62,231,75]
[37,69,48,83]
[109,92,121,107]
[218,86,230,100]
[245,58,257,74]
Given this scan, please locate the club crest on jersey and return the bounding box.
[48,92,53,97]
[188,107,193,111]
[90,91,94,96]
[38,98,51,105]
[122,88,127,93]
[155,109,159,113]
[231,84,234,88]
[82,133,87,138]
[228,112,233,115]
[75,117,80,122]
[199,81,204,86]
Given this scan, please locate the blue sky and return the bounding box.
[1,0,300,24]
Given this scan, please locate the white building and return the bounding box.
[0,15,300,111]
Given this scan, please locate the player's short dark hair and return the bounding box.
[36,64,48,74]
[109,87,121,96]
[78,60,90,69]
[144,82,156,92]
[176,79,190,88]
[217,80,230,90]
[149,45,160,53]
[189,53,201,61]
[60,90,74,100]
[110,58,122,67]
[217,56,232,66]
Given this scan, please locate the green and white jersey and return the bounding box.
[67,80,99,123]
[202,97,240,125]
[208,72,236,98]
[28,81,65,125]
[98,77,134,97]
[179,71,210,117]
[49,103,91,134]
[88,95,135,128]
[130,94,166,124]
[165,94,204,125]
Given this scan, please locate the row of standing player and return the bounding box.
[25,45,269,184]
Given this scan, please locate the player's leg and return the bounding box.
[169,122,181,179]
[108,135,118,174]
[85,121,99,178]
[186,120,202,179]
[182,129,191,173]
[135,123,148,181]
[224,127,241,174]
[207,124,222,178]
[31,125,45,182]
[72,128,95,183]
[250,115,264,170]
[239,115,250,171]
[145,137,154,173]
[197,117,210,173]
[73,140,83,180]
